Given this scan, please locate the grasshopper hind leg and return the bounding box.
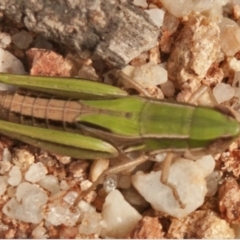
[73,155,149,208]
[160,153,186,209]
[73,153,186,209]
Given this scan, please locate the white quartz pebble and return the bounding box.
[2,148,11,162]
[0,48,25,74]
[219,17,240,56]
[132,158,214,218]
[3,182,48,224]
[100,190,142,238]
[145,8,165,28]
[213,83,235,104]
[78,212,102,235]
[0,32,11,48]
[0,48,25,91]
[160,0,227,18]
[25,162,48,183]
[45,203,81,226]
[196,155,215,176]
[8,166,22,186]
[133,62,168,88]
[89,158,109,182]
[38,175,60,195]
[63,191,78,205]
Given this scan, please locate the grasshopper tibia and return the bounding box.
[73,155,149,208]
[160,153,186,209]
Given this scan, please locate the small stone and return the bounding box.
[25,162,48,183]
[32,225,48,239]
[2,148,11,162]
[160,80,175,97]
[69,160,89,179]
[219,17,240,56]
[38,175,61,195]
[103,175,118,193]
[45,203,81,226]
[60,180,70,191]
[133,62,168,88]
[162,11,179,34]
[26,48,74,76]
[127,216,164,238]
[117,175,132,189]
[149,46,161,64]
[160,0,226,18]
[8,166,22,186]
[78,64,100,80]
[233,3,240,20]
[89,159,109,182]
[0,160,12,174]
[63,191,78,205]
[145,8,165,28]
[12,149,35,171]
[78,212,102,236]
[80,180,92,191]
[16,182,47,203]
[0,32,11,49]
[0,223,8,232]
[2,197,19,219]
[78,200,96,215]
[100,190,142,238]
[167,14,220,87]
[59,226,78,239]
[3,182,48,224]
[11,30,33,50]
[7,198,39,224]
[132,158,212,218]
[227,57,240,72]
[153,152,167,162]
[0,48,26,74]
[213,83,235,104]
[168,210,234,238]
[55,155,71,164]
[196,155,215,176]
[218,177,240,224]
[0,176,7,196]
[206,171,221,197]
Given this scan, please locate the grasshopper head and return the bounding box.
[189,106,240,152]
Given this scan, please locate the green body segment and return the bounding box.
[77,97,145,136]
[0,73,239,159]
[140,100,240,151]
[78,97,240,153]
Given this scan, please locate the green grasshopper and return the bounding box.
[0,73,239,160]
[0,72,239,208]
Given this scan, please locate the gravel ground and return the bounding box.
[0,0,239,238]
